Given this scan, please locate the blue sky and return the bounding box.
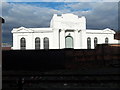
[1,2,118,45]
[7,2,92,12]
[2,0,120,2]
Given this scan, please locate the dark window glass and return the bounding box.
[87,37,91,49]
[35,37,40,50]
[94,37,98,48]
[44,37,49,49]
[20,37,26,50]
[105,37,109,44]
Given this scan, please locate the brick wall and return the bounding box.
[2,44,120,71]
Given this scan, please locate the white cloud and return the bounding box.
[2,2,118,44]
[2,0,120,2]
[2,2,118,28]
[2,2,61,27]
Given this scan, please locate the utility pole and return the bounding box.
[0,17,5,90]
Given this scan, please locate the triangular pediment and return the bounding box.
[17,27,33,32]
[103,28,115,34]
[12,27,33,33]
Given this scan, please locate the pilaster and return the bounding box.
[74,30,80,49]
[53,29,59,49]
[60,29,65,49]
[41,38,44,49]
[81,30,87,49]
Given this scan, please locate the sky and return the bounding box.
[0,1,119,45]
[2,0,120,2]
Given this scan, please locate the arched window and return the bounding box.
[94,37,98,48]
[105,37,109,44]
[20,37,26,50]
[65,36,73,48]
[35,37,40,50]
[87,37,91,49]
[44,37,49,49]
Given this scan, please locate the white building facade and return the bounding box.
[11,13,119,50]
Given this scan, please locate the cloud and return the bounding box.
[2,0,120,2]
[1,2,61,44]
[2,2,62,27]
[1,2,118,45]
[62,2,118,30]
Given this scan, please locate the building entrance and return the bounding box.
[65,36,73,48]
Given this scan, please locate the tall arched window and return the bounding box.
[65,36,73,48]
[87,37,91,49]
[94,37,98,48]
[44,37,49,49]
[35,37,40,50]
[105,37,109,44]
[20,37,26,50]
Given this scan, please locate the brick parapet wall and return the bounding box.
[2,44,120,71]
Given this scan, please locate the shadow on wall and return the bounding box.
[2,44,120,71]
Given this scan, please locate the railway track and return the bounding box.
[2,68,120,90]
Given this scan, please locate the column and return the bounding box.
[81,30,87,49]
[53,29,59,49]
[31,33,34,49]
[91,37,94,49]
[41,38,44,49]
[12,33,18,49]
[27,33,33,49]
[74,30,80,49]
[60,29,65,49]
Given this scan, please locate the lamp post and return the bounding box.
[0,17,5,48]
[0,17,5,90]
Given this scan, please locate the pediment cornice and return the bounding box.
[11,27,34,33]
[103,28,115,34]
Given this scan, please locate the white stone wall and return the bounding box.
[79,30,87,49]
[86,29,116,49]
[11,13,119,50]
[13,32,54,50]
[50,14,86,30]
[86,33,111,49]
[32,32,53,49]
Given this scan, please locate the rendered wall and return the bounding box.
[11,14,118,50]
